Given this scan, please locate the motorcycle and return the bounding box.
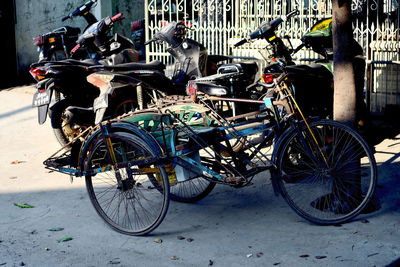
[33,0,99,62]
[233,10,367,123]
[89,21,231,124]
[30,13,139,147]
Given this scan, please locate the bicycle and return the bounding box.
[44,72,377,235]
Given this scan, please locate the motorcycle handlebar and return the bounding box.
[62,0,98,21]
[111,13,123,22]
[233,38,248,48]
[144,39,155,46]
[70,44,81,54]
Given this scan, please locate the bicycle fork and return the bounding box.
[99,123,130,190]
[277,81,329,168]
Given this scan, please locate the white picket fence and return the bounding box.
[144,0,400,113]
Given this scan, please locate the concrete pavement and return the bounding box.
[0,85,399,267]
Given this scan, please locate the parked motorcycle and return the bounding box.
[70,13,138,63]
[30,13,138,146]
[89,21,231,123]
[33,0,99,62]
[233,10,367,123]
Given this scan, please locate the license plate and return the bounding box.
[32,90,51,107]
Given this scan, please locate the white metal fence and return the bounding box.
[144,0,400,113]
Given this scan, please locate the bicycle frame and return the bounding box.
[44,71,328,188]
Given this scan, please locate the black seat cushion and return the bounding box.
[103,61,166,72]
[195,82,228,96]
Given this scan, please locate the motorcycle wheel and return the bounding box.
[50,99,86,147]
[112,98,138,117]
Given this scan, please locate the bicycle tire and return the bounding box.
[84,132,170,236]
[127,110,217,203]
[274,119,377,225]
[168,167,216,203]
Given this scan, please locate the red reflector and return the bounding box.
[262,74,274,83]
[33,35,44,46]
[29,67,47,80]
[186,82,197,95]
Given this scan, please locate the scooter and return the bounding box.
[33,0,99,62]
[233,10,367,123]
[30,13,138,147]
[88,21,231,123]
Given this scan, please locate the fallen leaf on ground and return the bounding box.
[353,231,358,234]
[19,262,25,266]
[48,228,64,232]
[273,263,280,266]
[177,236,185,240]
[299,254,309,258]
[9,176,17,179]
[170,256,179,260]
[315,256,327,259]
[256,252,263,258]
[154,238,162,243]
[57,237,72,243]
[187,238,194,242]
[10,160,19,164]
[14,203,35,208]
[362,219,369,223]
[208,260,213,266]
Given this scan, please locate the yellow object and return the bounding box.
[48,37,56,43]
[268,35,277,41]
[310,18,332,32]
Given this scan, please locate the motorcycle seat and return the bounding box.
[49,26,81,36]
[286,63,332,80]
[194,82,228,96]
[103,61,166,73]
[64,26,81,36]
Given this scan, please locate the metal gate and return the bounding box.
[144,0,400,112]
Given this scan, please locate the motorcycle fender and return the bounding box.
[93,76,142,123]
[38,105,49,125]
[77,121,163,170]
[35,79,55,124]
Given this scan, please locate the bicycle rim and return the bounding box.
[276,120,377,225]
[85,132,169,235]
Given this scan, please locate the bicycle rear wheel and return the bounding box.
[84,132,169,235]
[127,110,217,203]
[275,120,377,225]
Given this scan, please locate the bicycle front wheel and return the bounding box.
[84,132,170,236]
[275,120,377,225]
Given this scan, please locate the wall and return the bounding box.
[111,0,145,38]
[14,0,113,80]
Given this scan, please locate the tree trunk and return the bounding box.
[332,0,356,126]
